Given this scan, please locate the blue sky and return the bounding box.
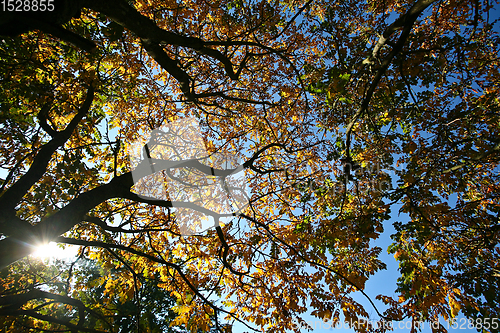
[2,2,499,332]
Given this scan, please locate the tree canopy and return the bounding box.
[0,0,499,332]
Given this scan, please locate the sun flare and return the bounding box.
[32,242,79,259]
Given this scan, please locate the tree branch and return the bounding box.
[83,0,240,88]
[56,236,259,332]
[0,171,134,269]
[0,289,111,332]
[346,0,437,159]
[0,86,95,216]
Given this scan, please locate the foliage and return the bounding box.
[0,255,198,332]
[0,0,499,332]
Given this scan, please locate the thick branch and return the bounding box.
[0,289,111,331]
[84,0,239,86]
[0,86,95,235]
[15,310,107,333]
[0,172,134,269]
[37,102,57,137]
[0,86,94,212]
[141,40,193,98]
[0,140,300,268]
[346,0,437,158]
[34,20,96,52]
[370,0,438,61]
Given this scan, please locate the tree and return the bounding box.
[0,254,211,332]
[0,0,499,332]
